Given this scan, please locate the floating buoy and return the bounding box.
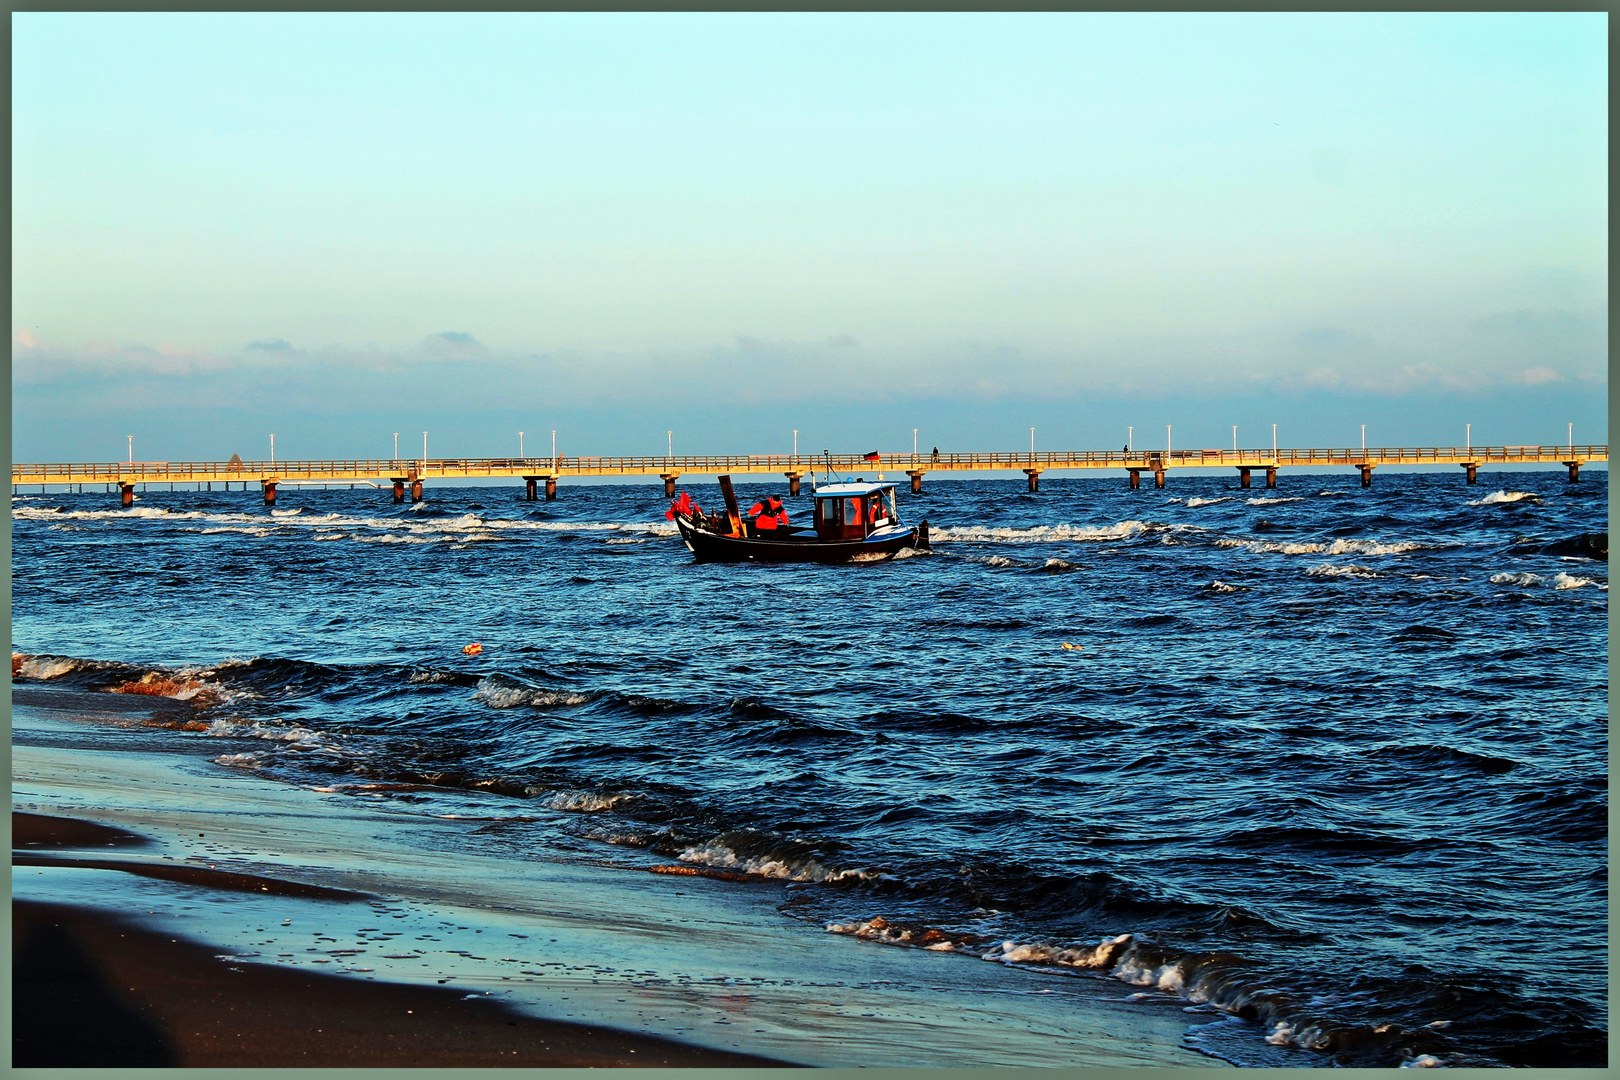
[1061,643,1081,650]
[462,643,484,656]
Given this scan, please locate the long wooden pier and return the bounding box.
[12,444,1606,505]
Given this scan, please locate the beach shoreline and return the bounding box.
[12,682,1220,1069]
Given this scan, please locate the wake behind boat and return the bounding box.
[669,474,929,563]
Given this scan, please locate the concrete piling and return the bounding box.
[545,477,558,501]
[410,479,423,502]
[1565,461,1581,483]
[120,483,134,507]
[1128,469,1141,490]
[661,474,679,498]
[1463,463,1478,485]
[262,481,278,505]
[1358,465,1374,488]
[1265,467,1278,489]
[1024,469,1040,493]
[1154,470,1166,489]
[1238,467,1252,488]
[787,472,805,496]
[392,479,406,503]
[525,477,538,501]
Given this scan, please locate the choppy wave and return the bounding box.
[473,675,591,709]
[1468,490,1542,506]
[1245,496,1305,506]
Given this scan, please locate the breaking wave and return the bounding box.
[932,520,1153,544]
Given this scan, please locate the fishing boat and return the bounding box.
[670,474,929,564]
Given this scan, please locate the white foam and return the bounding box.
[14,655,95,680]
[933,520,1152,544]
[1402,1055,1443,1068]
[1306,563,1378,578]
[1553,573,1606,591]
[212,752,265,769]
[541,789,635,812]
[1184,497,1232,508]
[269,507,303,517]
[683,842,889,885]
[1206,580,1244,592]
[1490,572,1546,587]
[1245,496,1304,506]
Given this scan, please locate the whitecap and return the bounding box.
[1306,563,1378,579]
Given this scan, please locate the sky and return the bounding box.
[11,12,1608,464]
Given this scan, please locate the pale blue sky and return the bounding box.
[12,13,1607,461]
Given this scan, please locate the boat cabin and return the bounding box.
[812,482,901,541]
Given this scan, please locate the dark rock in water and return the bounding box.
[1540,532,1607,561]
[1252,518,1293,532]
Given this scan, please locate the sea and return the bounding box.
[10,469,1609,1067]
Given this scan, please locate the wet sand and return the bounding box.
[15,892,791,1067]
[12,684,1219,1068]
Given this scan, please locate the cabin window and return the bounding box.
[845,497,864,526]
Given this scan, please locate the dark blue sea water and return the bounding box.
[11,470,1608,1067]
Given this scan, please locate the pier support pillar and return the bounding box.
[120,483,134,508]
[1024,469,1041,493]
[262,481,278,505]
[661,474,679,498]
[524,477,538,501]
[410,479,423,502]
[1128,469,1141,490]
[1358,465,1374,488]
[1265,467,1278,489]
[1564,461,1581,483]
[392,479,406,503]
[787,472,805,496]
[1154,470,1166,489]
[545,477,558,501]
[1238,467,1252,489]
[1463,463,1478,485]
[906,471,924,494]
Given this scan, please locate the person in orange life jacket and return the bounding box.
[747,496,790,531]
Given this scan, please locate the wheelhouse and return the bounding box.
[812,482,901,541]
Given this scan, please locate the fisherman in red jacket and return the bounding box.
[747,496,790,531]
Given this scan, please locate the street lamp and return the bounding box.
[128,435,133,464]
[520,431,525,458]
[1167,425,1172,457]
[667,431,673,458]
[1232,425,1237,452]
[551,430,556,460]
[1272,424,1277,458]
[1030,427,1035,457]
[1361,425,1366,453]
[393,432,399,460]
[422,431,428,468]
[1128,426,1133,453]
[1569,423,1574,453]
[793,430,798,457]
[913,429,918,458]
[270,434,275,464]
[1466,424,1470,454]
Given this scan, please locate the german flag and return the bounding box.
[862,450,881,462]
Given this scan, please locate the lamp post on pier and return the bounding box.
[793,430,798,458]
[1361,425,1366,454]
[1466,424,1470,454]
[520,431,525,458]
[1128,426,1133,453]
[422,432,428,469]
[1272,424,1277,458]
[270,434,275,464]
[393,432,398,461]
[127,435,133,464]
[1233,425,1237,452]
[667,431,672,458]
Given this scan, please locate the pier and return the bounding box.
[12,445,1606,503]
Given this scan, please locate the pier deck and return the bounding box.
[13,445,1606,503]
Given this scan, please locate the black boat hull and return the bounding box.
[674,514,927,564]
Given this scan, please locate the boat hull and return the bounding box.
[674,514,927,564]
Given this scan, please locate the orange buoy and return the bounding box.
[462,643,484,656]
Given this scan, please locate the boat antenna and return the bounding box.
[822,450,842,486]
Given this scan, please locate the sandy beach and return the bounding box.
[12,683,1217,1068]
